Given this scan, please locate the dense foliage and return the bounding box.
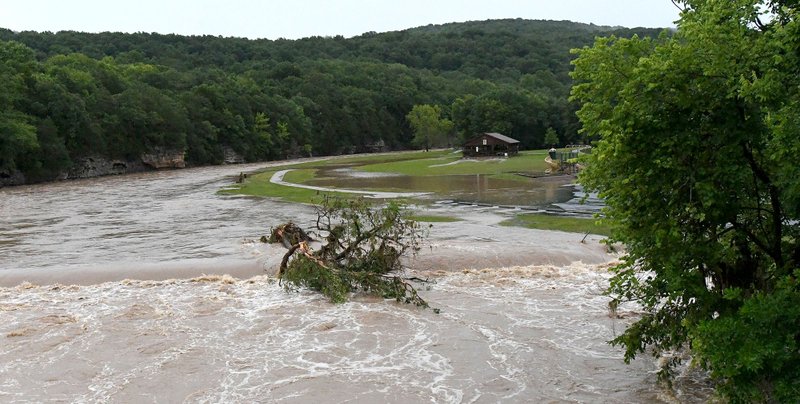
[0,19,662,184]
[272,197,430,308]
[406,104,454,150]
[571,0,800,401]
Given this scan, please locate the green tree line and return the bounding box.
[0,19,662,184]
[572,0,800,401]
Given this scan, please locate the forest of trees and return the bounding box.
[0,19,663,185]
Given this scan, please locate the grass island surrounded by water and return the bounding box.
[223,149,607,236]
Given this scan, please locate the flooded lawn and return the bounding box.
[306,168,576,207]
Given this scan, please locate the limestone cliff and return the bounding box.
[66,157,147,180]
[1,147,220,188]
[140,149,186,169]
[0,169,26,187]
[222,147,246,164]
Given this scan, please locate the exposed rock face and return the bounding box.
[2,148,187,187]
[0,169,26,187]
[222,147,246,164]
[363,139,386,153]
[140,149,186,169]
[67,157,146,180]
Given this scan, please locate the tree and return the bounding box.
[451,95,512,140]
[543,127,559,147]
[570,1,800,401]
[250,112,274,160]
[269,197,432,309]
[451,89,558,147]
[0,41,38,172]
[113,81,188,156]
[406,104,454,151]
[20,118,71,181]
[275,121,291,158]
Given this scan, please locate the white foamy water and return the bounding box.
[2,264,697,403]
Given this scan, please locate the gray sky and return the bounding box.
[0,0,682,39]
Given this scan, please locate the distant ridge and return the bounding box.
[0,19,665,186]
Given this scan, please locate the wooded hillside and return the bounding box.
[0,19,663,184]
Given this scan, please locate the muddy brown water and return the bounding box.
[307,168,575,207]
[0,161,711,402]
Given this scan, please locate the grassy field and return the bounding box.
[220,149,606,235]
[290,150,453,170]
[219,167,377,203]
[499,213,611,236]
[358,150,549,177]
[222,148,570,205]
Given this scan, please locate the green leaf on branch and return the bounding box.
[269,196,432,310]
[571,0,800,400]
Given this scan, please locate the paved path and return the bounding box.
[269,169,431,199]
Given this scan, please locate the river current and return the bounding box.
[0,161,711,402]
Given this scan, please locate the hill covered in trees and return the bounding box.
[0,19,663,185]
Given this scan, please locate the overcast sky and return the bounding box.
[0,0,682,40]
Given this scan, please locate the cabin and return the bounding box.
[462,133,520,157]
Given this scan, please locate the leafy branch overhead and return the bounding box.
[267,197,434,310]
[571,0,800,401]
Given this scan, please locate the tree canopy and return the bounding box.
[406,104,454,151]
[0,19,663,185]
[0,41,38,172]
[571,1,800,401]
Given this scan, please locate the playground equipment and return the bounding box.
[544,146,590,175]
[544,155,561,174]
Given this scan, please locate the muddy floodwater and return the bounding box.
[0,159,711,402]
[307,168,575,207]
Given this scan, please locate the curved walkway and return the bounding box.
[269,169,431,199]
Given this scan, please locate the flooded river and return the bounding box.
[0,163,298,274]
[0,161,710,402]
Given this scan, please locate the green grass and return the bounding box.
[408,214,462,223]
[289,149,454,170]
[283,168,317,183]
[500,213,611,236]
[219,169,347,203]
[221,148,562,203]
[358,150,549,177]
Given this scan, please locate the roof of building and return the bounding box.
[465,132,520,145]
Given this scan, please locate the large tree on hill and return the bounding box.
[406,104,453,151]
[571,0,800,401]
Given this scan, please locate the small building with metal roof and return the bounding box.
[462,132,520,157]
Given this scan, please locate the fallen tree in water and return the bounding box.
[267,196,433,309]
